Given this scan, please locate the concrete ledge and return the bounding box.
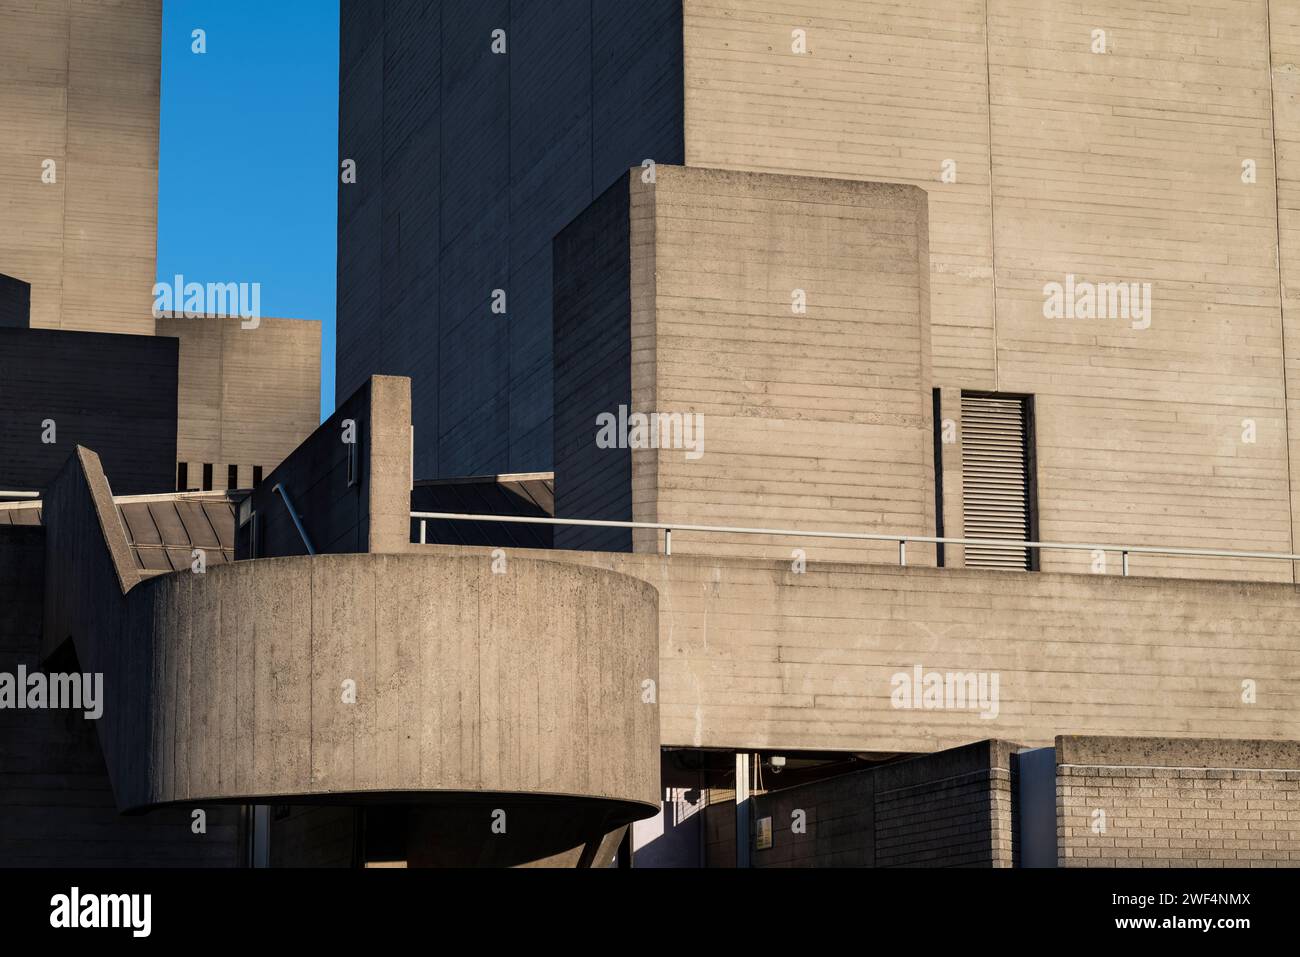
[1057,735,1300,769]
[407,540,1300,752]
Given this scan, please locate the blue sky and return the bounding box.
[157,0,339,418]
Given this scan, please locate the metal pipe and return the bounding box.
[272,483,316,555]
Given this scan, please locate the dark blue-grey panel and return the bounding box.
[0,328,177,495]
[592,0,684,190]
[0,273,31,329]
[439,0,510,253]
[552,176,632,551]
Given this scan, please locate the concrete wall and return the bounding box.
[410,540,1300,754]
[239,375,409,559]
[705,740,1016,867]
[39,447,142,788]
[0,327,177,495]
[0,0,159,335]
[157,315,322,484]
[36,437,660,867]
[680,0,1300,581]
[1056,735,1300,867]
[336,0,684,478]
[0,524,240,867]
[126,552,660,818]
[553,165,935,562]
[339,1,1300,581]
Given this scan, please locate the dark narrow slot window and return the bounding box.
[228,464,239,489]
[960,392,1038,571]
[253,465,263,486]
[202,463,213,491]
[176,462,188,492]
[932,388,945,567]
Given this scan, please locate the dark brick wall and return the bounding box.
[553,175,632,551]
[0,327,177,495]
[873,740,1017,867]
[337,0,684,480]
[0,526,240,866]
[703,741,1019,868]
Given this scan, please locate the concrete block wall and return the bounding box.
[873,740,1016,867]
[702,740,1016,867]
[750,769,874,867]
[1056,735,1300,867]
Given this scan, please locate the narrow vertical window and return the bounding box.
[932,388,945,567]
[176,462,188,492]
[960,393,1038,570]
[253,465,263,486]
[202,463,213,491]
[228,464,239,489]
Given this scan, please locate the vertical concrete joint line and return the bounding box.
[983,0,999,390]
[1264,0,1297,574]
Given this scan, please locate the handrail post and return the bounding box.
[1122,550,1129,577]
[419,519,427,545]
[665,528,672,556]
[899,540,906,566]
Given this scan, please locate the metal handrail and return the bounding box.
[0,491,40,500]
[410,510,1300,576]
[273,483,316,556]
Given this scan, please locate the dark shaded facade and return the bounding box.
[552,176,632,552]
[0,273,30,329]
[0,328,177,495]
[336,0,684,479]
[0,524,241,866]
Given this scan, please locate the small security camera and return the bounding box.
[769,755,786,774]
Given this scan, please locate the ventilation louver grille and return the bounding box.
[961,395,1030,569]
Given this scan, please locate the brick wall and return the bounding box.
[874,740,1017,867]
[1056,736,1300,868]
[702,740,1017,867]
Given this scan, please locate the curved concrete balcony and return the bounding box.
[120,552,660,823]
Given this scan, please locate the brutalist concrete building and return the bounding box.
[4,0,1300,868]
